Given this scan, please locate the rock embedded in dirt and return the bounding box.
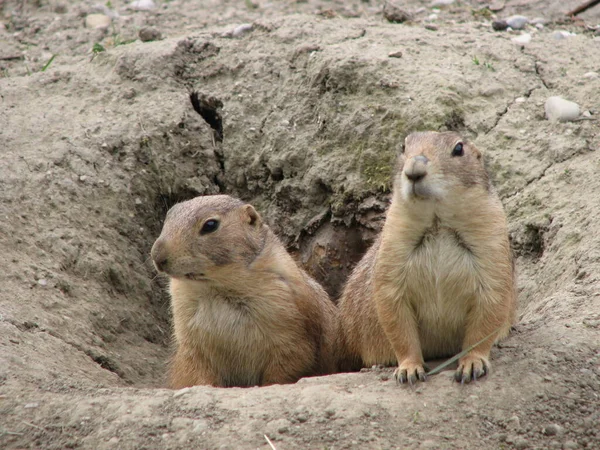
[85,13,111,30]
[232,23,253,38]
[545,96,580,122]
[138,27,162,42]
[583,72,599,79]
[514,437,530,449]
[383,2,413,23]
[543,424,565,436]
[388,50,403,58]
[506,15,528,30]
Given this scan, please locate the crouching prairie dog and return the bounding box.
[151,195,338,388]
[338,131,516,384]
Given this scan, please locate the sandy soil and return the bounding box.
[1,0,599,449]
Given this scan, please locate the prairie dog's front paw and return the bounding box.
[394,360,427,385]
[455,354,490,384]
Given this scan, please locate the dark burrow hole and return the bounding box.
[190,91,223,143]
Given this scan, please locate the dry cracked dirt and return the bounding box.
[1,0,599,449]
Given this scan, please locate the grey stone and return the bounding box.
[545,96,580,122]
[383,2,413,23]
[85,13,111,30]
[139,27,162,42]
[543,424,565,436]
[506,15,528,30]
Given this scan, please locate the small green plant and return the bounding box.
[105,0,112,8]
[245,0,258,9]
[40,54,56,72]
[92,43,106,54]
[484,61,495,71]
[472,55,480,65]
[91,43,106,61]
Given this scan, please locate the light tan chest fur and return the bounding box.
[170,278,309,386]
[376,192,510,359]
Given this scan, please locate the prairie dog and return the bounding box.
[151,195,338,388]
[338,131,516,384]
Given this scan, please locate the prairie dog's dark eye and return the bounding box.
[452,142,464,157]
[200,219,219,235]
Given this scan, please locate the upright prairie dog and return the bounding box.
[151,195,338,388]
[338,131,516,384]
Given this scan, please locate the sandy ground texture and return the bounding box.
[1,0,600,448]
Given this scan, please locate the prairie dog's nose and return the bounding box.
[151,239,168,272]
[404,155,429,182]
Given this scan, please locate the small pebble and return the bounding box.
[512,33,531,44]
[506,15,528,30]
[514,437,529,449]
[24,402,39,408]
[388,50,403,58]
[129,0,156,11]
[135,198,143,205]
[515,97,526,103]
[430,0,454,6]
[535,23,544,30]
[79,175,88,182]
[428,13,438,20]
[582,111,592,118]
[383,2,413,23]
[138,27,162,42]
[543,424,565,436]
[424,23,439,31]
[545,96,580,122]
[37,279,48,287]
[232,23,253,38]
[492,20,508,31]
[583,72,599,79]
[85,13,111,30]
[553,31,575,40]
[507,415,521,430]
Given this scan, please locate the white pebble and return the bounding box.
[85,13,111,30]
[129,0,156,11]
[535,23,544,30]
[582,111,592,117]
[428,14,438,20]
[37,279,48,287]
[545,96,580,122]
[583,72,599,79]
[553,30,575,40]
[431,0,454,6]
[506,15,528,30]
[135,198,143,205]
[515,97,526,103]
[79,175,88,182]
[25,402,40,408]
[512,33,531,44]
[232,23,253,38]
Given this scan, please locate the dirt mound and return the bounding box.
[1,1,599,449]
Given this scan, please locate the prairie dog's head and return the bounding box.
[395,131,490,201]
[151,195,266,282]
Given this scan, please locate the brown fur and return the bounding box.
[151,195,338,388]
[337,131,516,383]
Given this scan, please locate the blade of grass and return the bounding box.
[40,54,56,72]
[427,327,501,377]
[264,434,277,450]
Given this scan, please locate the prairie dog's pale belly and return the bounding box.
[404,227,479,359]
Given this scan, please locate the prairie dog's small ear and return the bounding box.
[243,204,261,227]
